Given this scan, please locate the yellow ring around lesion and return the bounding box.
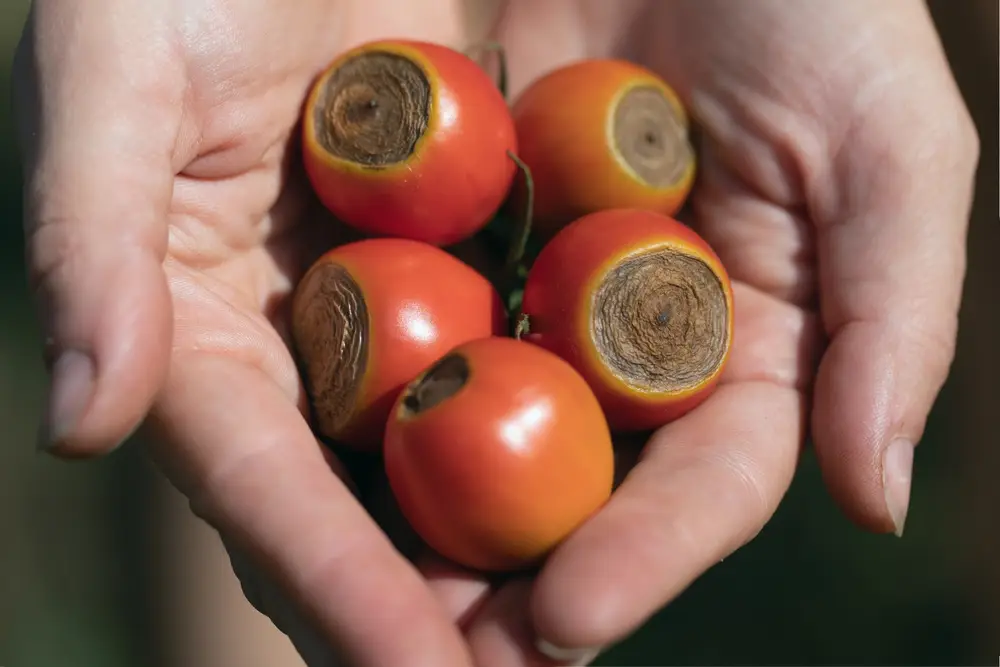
[304,41,444,178]
[606,82,695,191]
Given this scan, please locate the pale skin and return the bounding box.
[13,0,979,665]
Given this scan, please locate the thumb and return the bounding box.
[14,5,180,457]
[811,81,979,535]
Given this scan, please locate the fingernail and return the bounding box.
[536,637,601,665]
[38,349,96,451]
[882,438,914,537]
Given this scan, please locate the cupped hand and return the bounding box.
[14,1,978,666]
[479,1,978,662]
[14,1,485,665]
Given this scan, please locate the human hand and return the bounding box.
[468,0,977,662]
[14,1,978,666]
[13,1,492,665]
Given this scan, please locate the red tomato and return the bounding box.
[302,39,518,246]
[384,337,614,572]
[512,59,695,236]
[291,238,507,451]
[520,209,734,432]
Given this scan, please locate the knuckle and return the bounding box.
[921,96,980,178]
[957,112,981,174]
[907,314,959,381]
[714,447,773,526]
[675,447,776,554]
[25,214,85,298]
[223,538,320,652]
[223,538,269,616]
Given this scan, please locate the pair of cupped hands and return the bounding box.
[13,0,978,665]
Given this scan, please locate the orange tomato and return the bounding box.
[512,59,696,235]
[520,209,734,432]
[302,39,518,246]
[291,238,507,451]
[384,337,614,572]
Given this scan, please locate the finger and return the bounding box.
[520,285,813,657]
[416,551,492,628]
[811,57,980,536]
[466,579,601,667]
[14,5,182,456]
[149,353,473,667]
[225,538,345,667]
[224,449,374,667]
[690,144,818,308]
[527,381,804,658]
[721,282,822,393]
[365,469,492,627]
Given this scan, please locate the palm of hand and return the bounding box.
[63,0,967,665]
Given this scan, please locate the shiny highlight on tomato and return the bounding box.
[291,238,506,450]
[384,337,615,572]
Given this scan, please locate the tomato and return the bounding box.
[383,337,614,572]
[520,209,734,432]
[291,238,507,451]
[302,39,518,246]
[511,59,696,236]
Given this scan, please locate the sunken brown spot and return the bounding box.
[591,247,728,393]
[291,262,369,437]
[400,353,470,417]
[611,86,693,188]
[314,50,431,166]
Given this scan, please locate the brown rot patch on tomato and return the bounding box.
[612,86,692,188]
[314,50,431,166]
[592,248,728,393]
[401,353,470,417]
[292,262,369,437]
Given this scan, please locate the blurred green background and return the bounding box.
[0,1,997,665]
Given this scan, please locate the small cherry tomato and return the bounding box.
[302,39,518,246]
[520,209,733,432]
[384,337,614,572]
[291,238,506,451]
[511,59,696,235]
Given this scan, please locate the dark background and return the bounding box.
[0,1,996,665]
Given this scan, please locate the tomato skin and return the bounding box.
[291,238,507,451]
[512,59,695,235]
[302,39,518,246]
[520,209,734,432]
[384,337,614,572]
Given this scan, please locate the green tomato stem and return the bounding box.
[496,150,536,331]
[503,150,535,271]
